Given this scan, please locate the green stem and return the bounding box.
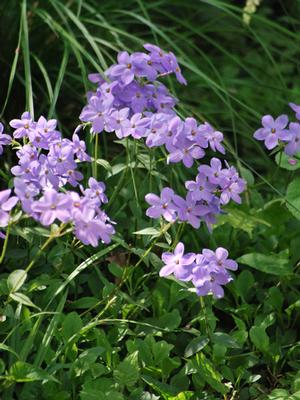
[200,296,212,339]
[25,224,68,273]
[0,223,11,264]
[93,133,99,179]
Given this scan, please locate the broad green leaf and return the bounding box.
[113,351,140,389]
[237,253,292,275]
[7,361,59,383]
[217,208,270,237]
[7,269,27,292]
[184,336,209,358]
[276,151,300,170]
[286,178,300,220]
[249,326,269,353]
[62,312,83,340]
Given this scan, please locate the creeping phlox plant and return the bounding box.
[0,44,246,298]
[254,102,300,162]
[78,44,246,298]
[0,116,115,246]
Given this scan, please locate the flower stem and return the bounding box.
[93,133,99,179]
[0,223,11,264]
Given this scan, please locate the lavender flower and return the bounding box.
[254,115,290,150]
[31,189,72,226]
[0,123,11,154]
[284,122,300,156]
[9,112,34,139]
[145,187,177,222]
[0,190,18,227]
[160,242,195,281]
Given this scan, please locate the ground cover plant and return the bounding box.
[0,0,300,399]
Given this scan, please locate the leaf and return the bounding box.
[9,293,40,310]
[184,336,209,358]
[113,351,140,389]
[0,343,20,359]
[71,297,99,309]
[237,253,292,276]
[212,332,240,349]
[133,227,160,236]
[7,361,59,383]
[249,326,269,353]
[7,269,27,292]
[62,312,83,341]
[217,208,270,237]
[276,151,300,170]
[286,178,300,220]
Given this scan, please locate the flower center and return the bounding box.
[271,128,276,134]
[127,63,132,69]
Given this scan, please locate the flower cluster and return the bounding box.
[254,103,300,159]
[145,158,246,230]
[0,112,114,246]
[160,242,237,298]
[79,45,225,168]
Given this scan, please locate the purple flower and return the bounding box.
[0,190,18,227]
[289,102,300,120]
[199,158,225,185]
[192,264,231,298]
[84,177,108,204]
[0,123,11,154]
[145,187,177,222]
[160,242,195,280]
[284,122,300,156]
[72,133,91,162]
[200,122,225,154]
[10,112,34,139]
[185,173,214,202]
[106,51,136,85]
[74,207,115,246]
[167,52,187,85]
[202,247,238,272]
[32,189,72,226]
[168,139,205,168]
[122,113,150,139]
[173,193,206,229]
[106,108,130,138]
[79,96,111,133]
[253,114,290,150]
[184,118,208,148]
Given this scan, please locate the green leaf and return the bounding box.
[71,297,99,309]
[9,292,40,309]
[249,326,269,353]
[7,269,27,292]
[237,253,292,275]
[114,351,140,389]
[7,361,59,383]
[286,178,300,220]
[133,227,160,236]
[184,336,209,358]
[62,312,83,341]
[276,151,300,170]
[217,208,270,237]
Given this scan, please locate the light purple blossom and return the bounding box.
[31,189,72,226]
[284,122,300,156]
[0,190,18,227]
[254,114,290,150]
[145,187,177,222]
[0,123,11,154]
[160,242,195,281]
